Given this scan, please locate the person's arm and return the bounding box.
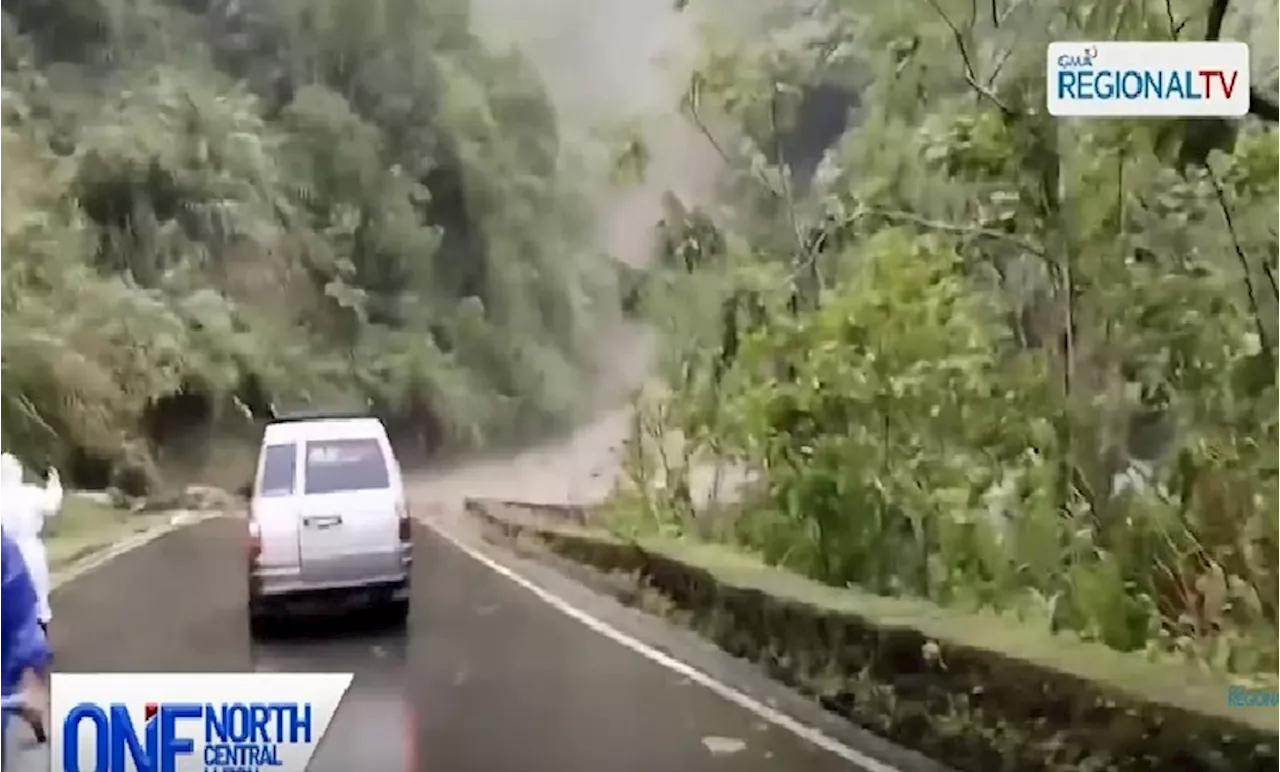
[43,470,63,519]
[2,535,52,731]
[3,535,51,671]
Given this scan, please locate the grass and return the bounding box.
[46,496,174,576]
[647,537,1278,729]
[494,513,1279,734]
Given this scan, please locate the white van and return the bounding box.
[244,413,412,634]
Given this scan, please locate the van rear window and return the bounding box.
[304,439,390,494]
[257,444,297,497]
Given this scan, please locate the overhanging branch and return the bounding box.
[1249,89,1279,123]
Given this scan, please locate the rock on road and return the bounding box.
[49,516,863,772]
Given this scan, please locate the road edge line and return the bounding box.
[52,511,221,590]
[420,518,904,772]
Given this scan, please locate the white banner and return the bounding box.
[50,672,353,772]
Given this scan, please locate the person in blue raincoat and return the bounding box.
[2,528,52,746]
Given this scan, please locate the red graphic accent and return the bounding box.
[144,703,159,722]
[1196,69,1241,99]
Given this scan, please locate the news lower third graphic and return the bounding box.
[1227,685,1280,709]
[1047,41,1251,118]
[51,672,353,772]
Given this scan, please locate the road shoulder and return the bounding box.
[418,505,951,772]
[50,501,219,589]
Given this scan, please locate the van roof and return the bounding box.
[269,408,373,423]
[262,416,389,444]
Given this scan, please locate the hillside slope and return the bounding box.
[1,0,624,488]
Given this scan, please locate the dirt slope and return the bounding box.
[407,320,651,508]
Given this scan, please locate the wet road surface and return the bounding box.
[51,517,861,772]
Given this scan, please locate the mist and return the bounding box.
[467,0,729,269]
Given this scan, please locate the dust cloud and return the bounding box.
[406,1,766,512]
[467,0,727,269]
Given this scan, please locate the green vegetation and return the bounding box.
[468,499,1278,772]
[46,497,170,573]
[616,0,1280,687]
[2,0,621,488]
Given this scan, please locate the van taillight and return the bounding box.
[398,506,412,542]
[248,521,262,561]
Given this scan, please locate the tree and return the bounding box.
[630,0,1278,674]
[1,0,620,481]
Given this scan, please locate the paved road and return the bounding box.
[50,517,859,772]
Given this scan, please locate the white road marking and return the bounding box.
[421,518,905,772]
[52,511,218,589]
[702,735,747,755]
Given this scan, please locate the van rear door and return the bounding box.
[298,437,402,585]
[252,442,302,567]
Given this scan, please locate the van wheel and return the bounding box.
[248,601,270,639]
[385,599,410,628]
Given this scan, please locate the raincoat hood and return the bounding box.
[0,454,22,489]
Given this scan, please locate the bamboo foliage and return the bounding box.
[1,0,621,471]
